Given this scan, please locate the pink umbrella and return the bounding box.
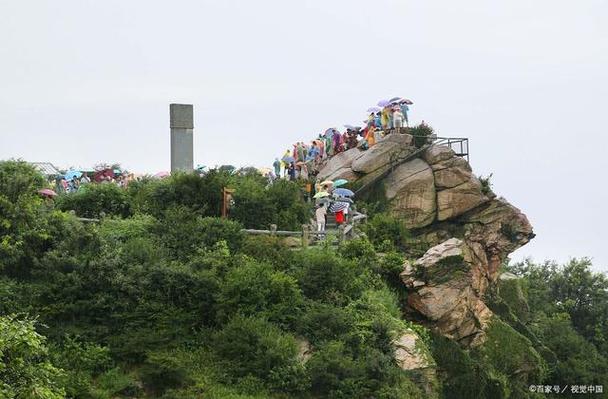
[38,188,57,197]
[154,171,170,178]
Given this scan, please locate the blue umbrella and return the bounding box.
[334,188,354,197]
[282,156,295,163]
[64,170,82,180]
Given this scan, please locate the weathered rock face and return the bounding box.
[351,134,414,174]
[384,158,436,229]
[401,238,494,346]
[316,148,362,181]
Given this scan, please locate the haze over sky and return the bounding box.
[1,0,606,270]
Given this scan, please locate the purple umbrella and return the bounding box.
[367,106,381,113]
[377,99,390,107]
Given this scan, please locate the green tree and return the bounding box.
[0,315,65,398]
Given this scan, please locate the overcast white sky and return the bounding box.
[1,0,606,270]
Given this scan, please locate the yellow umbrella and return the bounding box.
[313,191,330,199]
[320,180,334,186]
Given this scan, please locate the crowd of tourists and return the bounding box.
[272,97,413,181]
[53,169,132,194]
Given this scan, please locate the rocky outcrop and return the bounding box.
[401,238,494,346]
[315,136,493,229]
[314,133,535,348]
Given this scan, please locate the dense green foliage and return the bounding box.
[1,160,607,398]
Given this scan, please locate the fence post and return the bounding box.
[302,224,309,248]
[270,224,277,236]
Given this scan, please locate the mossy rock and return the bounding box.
[415,254,468,285]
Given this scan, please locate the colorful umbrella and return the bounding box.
[389,96,403,103]
[38,188,57,197]
[333,188,354,197]
[313,191,330,199]
[329,202,350,213]
[333,179,348,187]
[400,99,414,105]
[64,170,82,180]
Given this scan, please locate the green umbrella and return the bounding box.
[313,191,329,199]
[333,179,348,187]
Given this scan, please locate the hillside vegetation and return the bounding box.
[1,160,607,398]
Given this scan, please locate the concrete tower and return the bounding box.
[170,103,194,172]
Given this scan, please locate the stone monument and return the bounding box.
[170,103,194,172]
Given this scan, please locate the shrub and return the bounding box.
[478,173,494,196]
[293,248,365,305]
[409,123,434,148]
[56,182,132,218]
[0,315,66,399]
[477,318,547,395]
[362,213,410,250]
[212,316,300,384]
[297,301,354,345]
[154,207,244,258]
[140,350,193,395]
[217,261,304,328]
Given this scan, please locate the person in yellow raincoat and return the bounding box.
[365,126,376,147]
[381,107,390,130]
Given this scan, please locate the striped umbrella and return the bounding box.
[329,201,350,213]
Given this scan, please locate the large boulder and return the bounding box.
[432,156,472,189]
[316,147,362,181]
[351,134,414,174]
[424,145,455,165]
[401,238,494,347]
[436,177,488,221]
[385,158,436,228]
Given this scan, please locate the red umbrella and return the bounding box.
[38,188,57,197]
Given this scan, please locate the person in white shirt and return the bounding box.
[315,203,327,233]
